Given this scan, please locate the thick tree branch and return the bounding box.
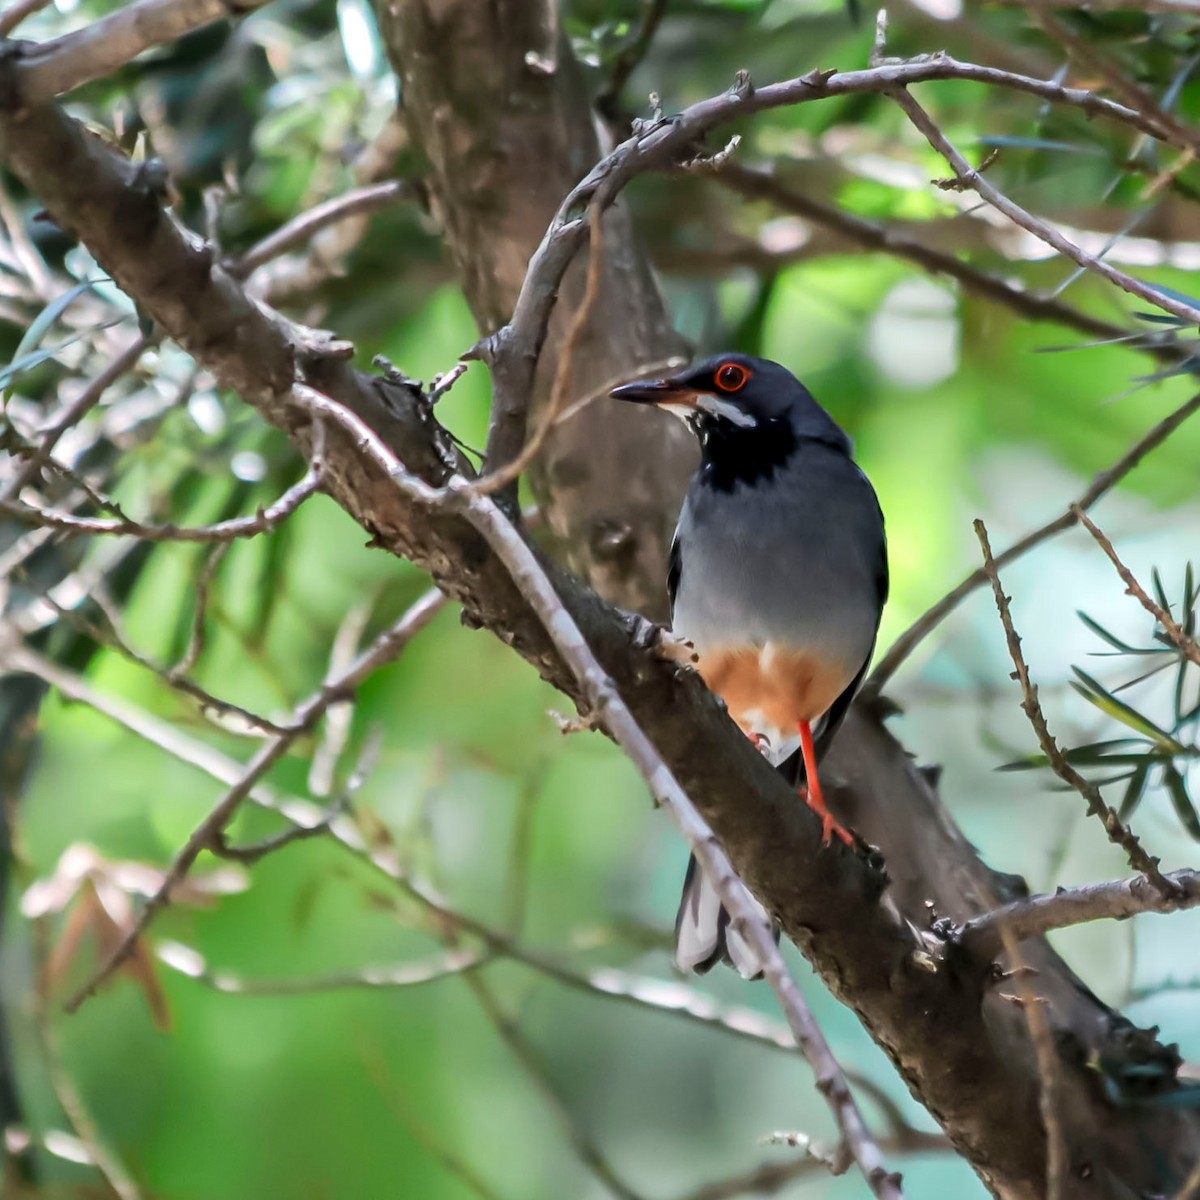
[294,384,905,1199]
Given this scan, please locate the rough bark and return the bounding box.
[1,35,1198,1200]
[381,0,694,618]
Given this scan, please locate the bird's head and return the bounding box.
[610,353,848,460]
[609,353,788,431]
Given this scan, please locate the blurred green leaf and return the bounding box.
[1071,668,1186,752]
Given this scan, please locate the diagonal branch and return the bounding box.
[889,85,1200,329]
[294,383,906,1200]
[1071,505,1200,668]
[974,518,1176,893]
[60,584,446,1012]
[871,388,1200,689]
[716,163,1192,371]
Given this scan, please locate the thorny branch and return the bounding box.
[716,164,1194,373]
[961,868,1200,961]
[890,85,1200,329]
[1071,505,1200,669]
[871,389,1200,688]
[974,518,1177,894]
[1,463,323,544]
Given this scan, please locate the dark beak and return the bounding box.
[610,375,694,406]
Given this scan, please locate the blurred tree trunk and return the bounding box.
[381,0,694,618]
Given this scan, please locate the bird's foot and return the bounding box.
[654,629,699,669]
[747,731,772,755]
[798,784,854,847]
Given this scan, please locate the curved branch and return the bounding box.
[16,0,272,100]
[961,869,1200,961]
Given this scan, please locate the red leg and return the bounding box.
[798,720,853,846]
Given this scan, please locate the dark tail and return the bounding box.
[673,734,809,979]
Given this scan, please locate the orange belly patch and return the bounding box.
[697,643,856,734]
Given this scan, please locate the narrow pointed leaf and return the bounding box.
[9,279,94,367]
[1164,765,1200,841]
[1078,611,1143,654]
[1118,761,1151,821]
[1071,668,1185,751]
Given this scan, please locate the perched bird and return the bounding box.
[611,353,888,978]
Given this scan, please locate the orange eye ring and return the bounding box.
[714,361,750,392]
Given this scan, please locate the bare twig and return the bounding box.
[596,0,669,117]
[871,389,1200,689]
[207,800,345,864]
[476,203,605,496]
[1071,505,1200,668]
[1,466,322,543]
[1,334,154,504]
[170,543,229,680]
[157,941,485,995]
[227,181,411,278]
[0,0,52,37]
[961,868,1200,961]
[0,174,52,297]
[308,596,374,797]
[467,971,646,1200]
[19,571,290,737]
[29,924,142,1200]
[717,164,1191,371]
[974,518,1176,894]
[360,1041,509,1200]
[60,585,446,1013]
[890,85,1200,328]
[249,116,409,305]
[294,384,906,1200]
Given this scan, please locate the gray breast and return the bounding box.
[671,441,885,671]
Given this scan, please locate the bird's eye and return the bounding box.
[714,362,750,392]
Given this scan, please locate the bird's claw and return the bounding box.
[654,630,699,669]
[748,731,772,755]
[798,785,854,847]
